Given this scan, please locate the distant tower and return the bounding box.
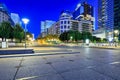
[114,0,120,41]
[11,13,20,25]
[98,0,114,40]
[73,2,94,33]
[40,20,56,37]
[0,3,14,25]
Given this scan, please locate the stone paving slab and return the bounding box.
[16,64,57,79]
[0,57,22,80]
[61,68,114,80]
[0,48,120,80]
[91,64,120,80]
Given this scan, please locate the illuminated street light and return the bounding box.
[70,36,73,41]
[114,30,119,42]
[22,18,29,48]
[108,37,113,42]
[114,30,119,34]
[86,39,89,44]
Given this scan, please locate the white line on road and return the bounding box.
[16,76,38,80]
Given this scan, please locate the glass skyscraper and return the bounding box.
[0,3,14,25]
[73,2,94,21]
[98,0,114,40]
[40,20,56,37]
[114,0,120,41]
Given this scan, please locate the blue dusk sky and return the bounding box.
[1,0,98,38]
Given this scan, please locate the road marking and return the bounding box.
[16,76,38,80]
[110,61,120,64]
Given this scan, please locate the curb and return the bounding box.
[89,47,120,50]
[0,52,80,58]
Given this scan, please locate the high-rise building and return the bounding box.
[59,10,72,34]
[0,3,14,25]
[98,0,114,40]
[48,21,60,35]
[73,2,94,21]
[11,13,20,24]
[40,20,56,37]
[114,0,120,41]
[73,2,94,33]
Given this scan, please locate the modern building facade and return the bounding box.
[114,0,120,41]
[59,11,72,34]
[73,2,94,33]
[11,13,20,25]
[48,21,60,35]
[0,3,14,25]
[41,20,56,37]
[98,0,114,40]
[78,20,93,33]
[43,2,94,36]
[73,2,94,21]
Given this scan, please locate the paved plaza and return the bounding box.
[0,47,120,80]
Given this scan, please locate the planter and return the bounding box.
[2,42,8,48]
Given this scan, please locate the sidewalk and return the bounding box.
[0,47,80,58]
[90,46,120,50]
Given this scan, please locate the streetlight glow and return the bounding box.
[86,39,89,44]
[22,18,29,48]
[22,18,29,24]
[114,30,119,34]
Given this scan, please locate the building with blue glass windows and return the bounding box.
[40,20,56,37]
[0,3,14,25]
[73,2,94,21]
[73,2,94,33]
[98,0,114,41]
[59,2,94,34]
[114,0,120,41]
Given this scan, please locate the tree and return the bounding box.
[59,32,68,42]
[74,30,82,42]
[13,24,25,42]
[59,30,82,42]
[0,21,13,41]
[82,31,92,42]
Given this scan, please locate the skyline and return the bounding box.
[1,0,98,38]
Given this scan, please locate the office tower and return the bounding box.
[48,21,60,35]
[41,20,56,37]
[73,2,94,33]
[98,0,114,40]
[73,2,94,21]
[0,3,14,25]
[114,0,120,41]
[11,13,20,24]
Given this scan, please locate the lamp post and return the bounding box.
[114,30,119,42]
[22,18,29,48]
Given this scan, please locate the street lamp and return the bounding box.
[22,18,29,48]
[114,30,119,42]
[70,36,73,41]
[85,39,89,44]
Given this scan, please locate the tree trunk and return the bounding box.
[20,39,22,43]
[2,38,3,41]
[5,38,6,41]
